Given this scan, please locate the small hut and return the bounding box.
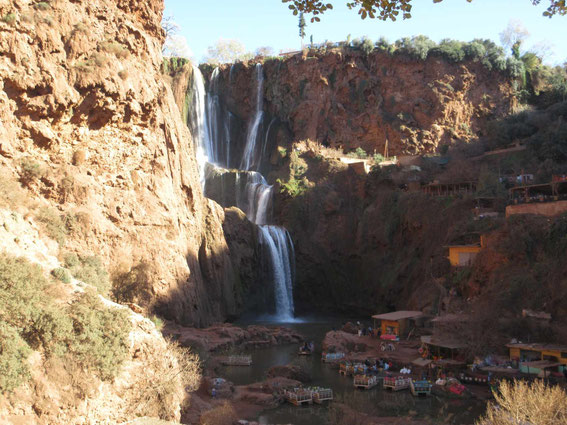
[372,311,424,338]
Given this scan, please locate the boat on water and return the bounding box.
[410,379,432,396]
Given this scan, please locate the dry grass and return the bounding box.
[125,339,201,420]
[0,168,31,209]
[476,380,567,425]
[199,402,237,425]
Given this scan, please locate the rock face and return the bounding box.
[201,50,513,161]
[0,0,243,326]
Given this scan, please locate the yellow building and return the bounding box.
[446,236,485,267]
[507,343,567,374]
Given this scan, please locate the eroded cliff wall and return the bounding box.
[202,50,514,162]
[0,0,241,326]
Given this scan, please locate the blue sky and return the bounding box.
[164,0,566,64]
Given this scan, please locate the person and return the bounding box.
[302,342,309,352]
[211,387,216,399]
[384,362,389,371]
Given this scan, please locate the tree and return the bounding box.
[298,12,307,47]
[161,15,179,41]
[255,46,275,57]
[163,35,193,58]
[203,38,251,64]
[500,19,530,59]
[281,0,567,22]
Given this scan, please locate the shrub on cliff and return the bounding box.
[476,380,567,425]
[20,159,43,187]
[0,323,31,393]
[431,39,465,63]
[65,254,110,295]
[395,35,435,60]
[67,289,131,381]
[111,261,153,306]
[360,37,374,55]
[0,254,132,391]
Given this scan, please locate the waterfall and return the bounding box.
[240,64,265,171]
[188,65,211,184]
[235,172,273,225]
[258,226,295,321]
[188,62,296,321]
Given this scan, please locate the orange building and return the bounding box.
[372,311,423,338]
[446,236,486,267]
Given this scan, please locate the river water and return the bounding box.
[219,318,486,425]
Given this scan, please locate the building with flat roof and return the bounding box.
[371,311,423,338]
[506,342,567,375]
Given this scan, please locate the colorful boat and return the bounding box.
[410,379,432,396]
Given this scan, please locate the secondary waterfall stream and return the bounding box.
[188,63,295,321]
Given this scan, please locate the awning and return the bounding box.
[421,335,466,350]
[372,311,423,321]
[412,358,432,367]
[522,360,562,369]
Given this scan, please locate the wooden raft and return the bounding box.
[221,355,252,366]
[312,388,333,404]
[354,374,381,390]
[383,375,411,391]
[284,389,313,406]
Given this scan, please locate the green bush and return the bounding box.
[396,35,435,60]
[347,147,368,159]
[0,254,132,390]
[375,37,394,54]
[463,41,486,61]
[360,37,374,55]
[68,289,131,381]
[20,159,43,186]
[36,207,67,246]
[34,2,51,10]
[507,57,526,80]
[0,323,31,393]
[277,177,308,197]
[72,255,110,295]
[431,39,465,63]
[149,315,164,330]
[0,254,71,357]
[2,13,16,25]
[51,267,72,284]
[63,252,80,268]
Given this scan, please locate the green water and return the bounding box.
[219,318,486,425]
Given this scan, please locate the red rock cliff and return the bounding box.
[0,0,241,326]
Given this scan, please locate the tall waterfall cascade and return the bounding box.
[187,64,296,321]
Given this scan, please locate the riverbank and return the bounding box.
[174,319,487,425]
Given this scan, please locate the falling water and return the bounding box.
[188,65,211,184]
[235,172,273,225]
[258,226,295,320]
[240,64,265,171]
[189,62,295,321]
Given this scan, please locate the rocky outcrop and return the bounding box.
[202,50,513,163]
[163,322,303,353]
[0,0,243,326]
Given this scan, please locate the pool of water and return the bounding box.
[219,318,486,425]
